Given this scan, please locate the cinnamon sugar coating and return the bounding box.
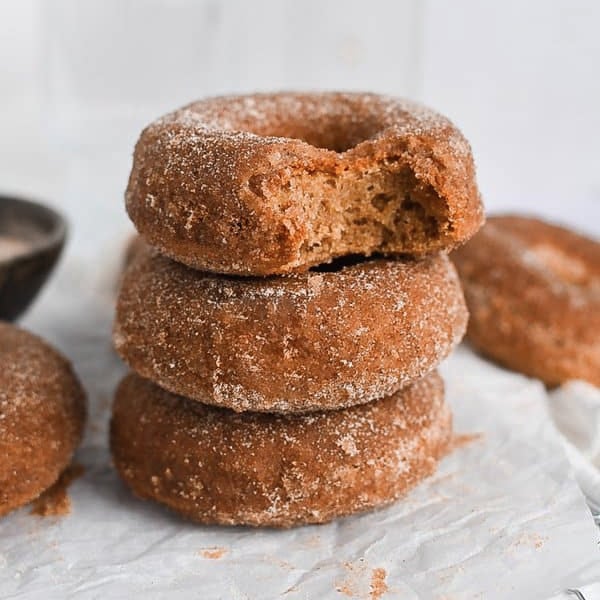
[111,371,451,527]
[453,215,600,387]
[126,92,483,275]
[114,248,468,413]
[0,323,86,517]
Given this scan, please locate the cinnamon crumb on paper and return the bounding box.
[370,568,388,599]
[199,547,227,559]
[31,463,85,517]
[450,432,483,450]
[337,560,389,598]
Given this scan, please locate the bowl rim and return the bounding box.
[0,194,67,265]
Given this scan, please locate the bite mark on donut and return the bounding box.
[252,161,450,268]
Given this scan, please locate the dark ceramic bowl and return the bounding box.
[0,195,67,321]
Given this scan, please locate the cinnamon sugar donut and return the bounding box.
[453,215,600,387]
[114,247,467,413]
[126,92,483,275]
[0,323,86,516]
[111,371,451,527]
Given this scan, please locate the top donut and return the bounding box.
[127,92,484,275]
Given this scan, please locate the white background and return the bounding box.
[1,0,599,255]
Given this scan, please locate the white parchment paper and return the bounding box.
[2,256,599,599]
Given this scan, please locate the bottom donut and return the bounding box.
[0,323,86,517]
[110,371,452,527]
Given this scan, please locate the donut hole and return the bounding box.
[235,103,384,153]
[270,120,378,152]
[282,121,379,152]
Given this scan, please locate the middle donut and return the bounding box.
[114,247,467,413]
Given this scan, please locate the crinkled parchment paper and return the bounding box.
[1,257,598,599]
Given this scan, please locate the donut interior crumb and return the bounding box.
[251,162,449,267]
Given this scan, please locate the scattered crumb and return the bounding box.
[511,532,547,551]
[199,546,227,559]
[30,463,85,517]
[370,568,388,600]
[302,534,322,548]
[336,560,372,597]
[450,432,483,451]
[336,584,354,597]
[269,556,294,570]
[335,562,389,598]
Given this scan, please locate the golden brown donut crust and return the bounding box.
[453,215,600,387]
[0,323,86,516]
[111,371,451,527]
[114,248,467,413]
[126,92,483,275]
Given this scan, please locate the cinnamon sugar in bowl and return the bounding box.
[0,195,66,321]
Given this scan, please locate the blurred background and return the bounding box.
[1,0,599,262]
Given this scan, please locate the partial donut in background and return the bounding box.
[453,215,600,387]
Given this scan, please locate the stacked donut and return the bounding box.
[112,92,484,527]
